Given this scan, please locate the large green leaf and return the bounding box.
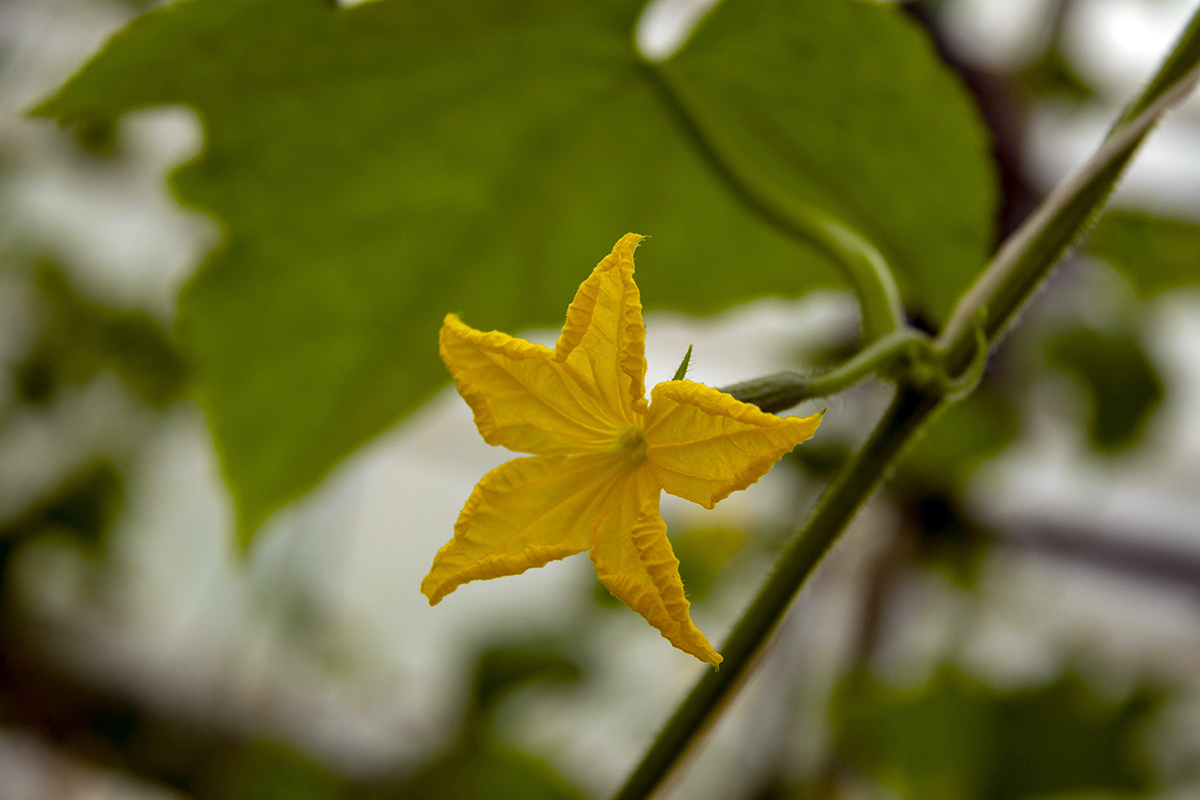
[1087,210,1200,296]
[37,0,995,542]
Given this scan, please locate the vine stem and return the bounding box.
[643,57,907,344]
[938,57,1200,356]
[719,328,928,412]
[613,10,1200,800]
[613,388,939,800]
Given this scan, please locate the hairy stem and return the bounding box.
[720,328,929,412]
[938,58,1200,358]
[644,57,907,343]
[613,10,1200,800]
[612,388,941,800]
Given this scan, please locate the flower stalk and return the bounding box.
[643,57,907,344]
[613,8,1200,799]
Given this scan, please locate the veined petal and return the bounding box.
[589,467,721,664]
[441,314,625,455]
[645,381,822,509]
[422,454,623,605]
[554,234,649,422]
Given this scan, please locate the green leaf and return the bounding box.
[201,741,353,800]
[1046,326,1164,453]
[384,741,587,800]
[671,344,693,382]
[832,667,1162,800]
[1023,46,1094,102]
[1086,210,1200,296]
[15,262,186,410]
[36,0,995,543]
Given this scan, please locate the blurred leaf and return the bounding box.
[383,741,587,800]
[0,461,123,549]
[598,524,744,607]
[471,642,583,716]
[14,263,186,409]
[888,387,1015,587]
[378,641,588,800]
[1046,327,1163,452]
[672,526,745,602]
[1087,210,1200,297]
[789,439,853,481]
[200,741,353,800]
[1023,46,1093,102]
[894,385,1018,493]
[73,115,119,155]
[832,667,1162,800]
[37,0,995,543]
[906,491,990,588]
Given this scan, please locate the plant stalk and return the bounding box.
[720,328,928,412]
[613,9,1200,800]
[612,388,941,800]
[643,57,907,344]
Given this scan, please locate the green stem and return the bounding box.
[612,388,942,800]
[720,328,928,412]
[614,11,1200,800]
[645,58,906,343]
[938,48,1200,363]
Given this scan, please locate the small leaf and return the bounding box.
[672,344,693,382]
[1023,46,1094,102]
[1086,209,1200,297]
[1046,326,1163,452]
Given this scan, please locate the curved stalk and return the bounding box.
[720,328,928,412]
[613,11,1200,800]
[644,57,907,343]
[612,388,942,800]
[938,58,1200,361]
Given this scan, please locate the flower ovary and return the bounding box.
[617,425,648,464]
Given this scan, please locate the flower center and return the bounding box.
[616,424,647,464]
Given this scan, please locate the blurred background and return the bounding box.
[2,0,1200,798]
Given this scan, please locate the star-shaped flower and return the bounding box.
[421,234,822,663]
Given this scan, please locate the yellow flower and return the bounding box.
[421,234,822,664]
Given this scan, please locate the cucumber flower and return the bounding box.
[421,234,822,663]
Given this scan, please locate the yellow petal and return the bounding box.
[644,381,822,509]
[589,467,722,664]
[441,314,626,455]
[422,454,623,605]
[554,234,649,422]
